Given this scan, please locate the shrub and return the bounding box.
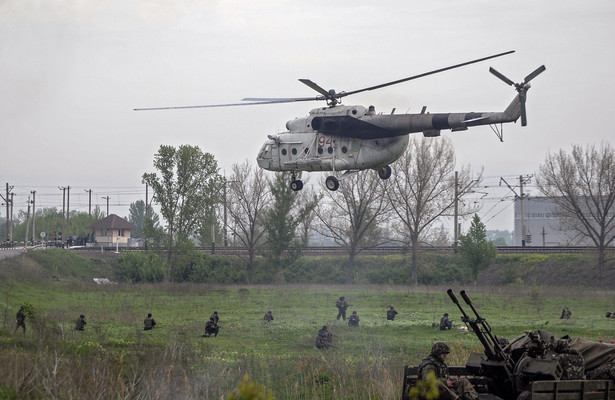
[115,252,166,283]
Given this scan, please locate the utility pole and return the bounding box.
[24,195,31,244]
[30,190,36,244]
[66,186,70,245]
[102,196,110,216]
[85,189,92,224]
[1,183,13,243]
[453,171,459,248]
[500,175,532,246]
[59,186,66,240]
[9,192,14,242]
[519,175,527,247]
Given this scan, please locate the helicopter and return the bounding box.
[135,51,545,191]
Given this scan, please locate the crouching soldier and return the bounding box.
[202,317,219,337]
[418,342,478,400]
[315,325,332,349]
[144,313,156,331]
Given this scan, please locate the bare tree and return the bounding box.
[537,142,615,279]
[314,172,390,283]
[386,137,478,285]
[226,160,271,284]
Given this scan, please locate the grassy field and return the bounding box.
[1,253,615,399]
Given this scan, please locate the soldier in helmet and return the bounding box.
[418,342,478,400]
[560,306,571,319]
[315,325,333,349]
[144,313,156,331]
[387,305,398,321]
[336,296,350,321]
[75,314,87,331]
[440,313,453,330]
[263,310,274,322]
[348,311,360,327]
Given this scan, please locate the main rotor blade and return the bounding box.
[489,67,515,86]
[134,97,320,111]
[299,79,332,97]
[343,50,515,97]
[523,65,546,84]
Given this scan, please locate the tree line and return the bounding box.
[4,139,614,284]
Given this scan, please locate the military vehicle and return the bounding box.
[402,289,615,400]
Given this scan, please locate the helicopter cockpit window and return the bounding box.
[259,144,271,158]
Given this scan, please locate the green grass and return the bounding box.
[1,253,615,399]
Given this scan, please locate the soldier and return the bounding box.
[387,305,398,321]
[202,317,219,337]
[263,310,274,322]
[211,311,219,325]
[144,313,156,331]
[348,311,360,327]
[16,306,26,334]
[605,311,615,318]
[560,306,571,319]
[315,325,333,349]
[552,339,584,380]
[336,296,350,321]
[75,314,87,331]
[440,313,453,330]
[418,342,478,400]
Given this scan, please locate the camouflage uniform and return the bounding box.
[348,311,360,327]
[336,297,349,321]
[418,342,478,400]
[387,306,398,321]
[440,313,453,330]
[211,311,219,325]
[587,361,615,381]
[553,339,584,380]
[560,307,571,319]
[316,325,332,349]
[606,311,615,318]
[75,314,87,331]
[16,306,26,334]
[144,313,156,330]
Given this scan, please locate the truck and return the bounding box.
[402,289,615,400]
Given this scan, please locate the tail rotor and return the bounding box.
[489,65,546,126]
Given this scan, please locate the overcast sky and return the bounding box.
[2,0,614,234]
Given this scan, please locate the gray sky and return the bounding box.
[2,0,614,233]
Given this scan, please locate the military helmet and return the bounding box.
[147,313,152,317]
[443,313,449,317]
[431,342,451,356]
[607,312,612,318]
[80,314,85,318]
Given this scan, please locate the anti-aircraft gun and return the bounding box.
[402,290,587,400]
[449,289,569,399]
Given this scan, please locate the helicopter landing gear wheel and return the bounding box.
[291,180,303,191]
[325,176,339,191]
[378,165,392,180]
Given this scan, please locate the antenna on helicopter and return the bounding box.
[489,65,546,126]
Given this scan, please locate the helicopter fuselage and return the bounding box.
[256,97,521,175]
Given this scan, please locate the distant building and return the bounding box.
[513,196,596,246]
[88,214,139,247]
